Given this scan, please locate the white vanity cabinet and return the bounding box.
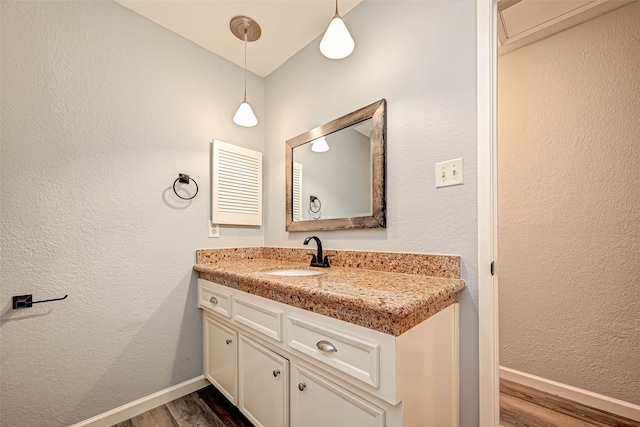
[197,278,459,427]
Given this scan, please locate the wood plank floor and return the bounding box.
[114,380,639,427]
[500,379,640,427]
[112,385,253,427]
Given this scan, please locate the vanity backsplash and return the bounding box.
[196,247,460,279]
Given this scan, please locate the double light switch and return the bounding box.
[435,158,464,188]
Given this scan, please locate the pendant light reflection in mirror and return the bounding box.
[311,137,330,153]
[320,0,355,59]
[231,16,261,127]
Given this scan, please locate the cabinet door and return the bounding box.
[204,314,238,405]
[291,365,385,427]
[239,336,289,427]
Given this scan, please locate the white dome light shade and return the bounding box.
[319,15,355,59]
[311,137,330,152]
[233,101,258,127]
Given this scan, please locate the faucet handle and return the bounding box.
[306,253,317,263]
[322,254,335,267]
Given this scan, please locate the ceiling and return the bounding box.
[115,0,362,77]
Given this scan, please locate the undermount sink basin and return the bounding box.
[265,269,324,277]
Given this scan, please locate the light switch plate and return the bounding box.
[435,158,464,188]
[208,221,220,238]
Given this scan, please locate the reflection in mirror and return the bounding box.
[286,99,386,232]
[292,118,373,221]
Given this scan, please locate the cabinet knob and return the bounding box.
[298,382,306,391]
[273,369,280,377]
[209,296,218,304]
[316,340,338,352]
[225,339,232,345]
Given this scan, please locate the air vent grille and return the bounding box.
[212,140,262,226]
[292,162,303,221]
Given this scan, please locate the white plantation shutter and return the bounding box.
[293,162,303,221]
[212,140,262,226]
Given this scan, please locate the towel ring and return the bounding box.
[309,195,321,220]
[309,196,321,213]
[173,173,198,200]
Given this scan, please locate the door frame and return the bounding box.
[477,0,500,426]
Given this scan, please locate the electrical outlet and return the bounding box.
[208,221,220,238]
[435,158,464,188]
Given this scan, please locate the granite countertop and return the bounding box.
[194,248,465,336]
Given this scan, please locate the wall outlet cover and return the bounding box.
[208,221,220,238]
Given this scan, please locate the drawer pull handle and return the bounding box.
[316,340,338,352]
[273,369,280,377]
[209,296,218,304]
[298,382,306,391]
[225,339,232,345]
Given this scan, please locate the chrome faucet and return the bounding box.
[303,236,333,268]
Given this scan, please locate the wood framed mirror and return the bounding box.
[285,99,386,232]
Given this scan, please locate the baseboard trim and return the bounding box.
[69,375,210,427]
[500,366,640,422]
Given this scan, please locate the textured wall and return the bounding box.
[264,1,479,424]
[498,3,640,405]
[0,2,264,426]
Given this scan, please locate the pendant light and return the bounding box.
[319,0,355,59]
[311,136,330,153]
[231,16,261,127]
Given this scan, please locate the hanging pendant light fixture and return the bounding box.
[231,16,261,127]
[320,0,355,59]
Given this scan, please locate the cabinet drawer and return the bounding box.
[199,284,232,318]
[287,317,380,387]
[233,298,284,342]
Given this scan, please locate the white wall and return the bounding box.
[0,1,263,426]
[264,1,479,424]
[498,3,640,405]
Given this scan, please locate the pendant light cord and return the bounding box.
[335,0,338,14]
[243,31,248,102]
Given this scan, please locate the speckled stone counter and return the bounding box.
[194,248,465,336]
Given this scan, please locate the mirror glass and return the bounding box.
[286,99,386,232]
[292,118,373,221]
